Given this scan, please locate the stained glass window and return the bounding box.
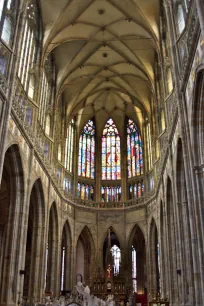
[78,120,95,178]
[129,181,144,199]
[102,118,120,180]
[77,182,94,201]
[101,186,121,202]
[65,119,75,173]
[127,119,143,178]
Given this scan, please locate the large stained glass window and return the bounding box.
[127,119,143,178]
[101,186,121,202]
[102,118,120,180]
[78,120,95,178]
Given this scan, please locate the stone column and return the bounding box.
[95,133,101,202]
[73,123,79,196]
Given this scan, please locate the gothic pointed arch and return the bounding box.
[76,226,95,285]
[61,220,72,291]
[23,178,46,300]
[128,224,146,294]
[0,144,24,304]
[46,202,60,295]
[149,218,161,299]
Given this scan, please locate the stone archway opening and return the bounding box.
[0,145,24,305]
[76,226,95,286]
[129,225,146,304]
[61,220,72,292]
[23,179,45,301]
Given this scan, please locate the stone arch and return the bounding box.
[23,178,46,301]
[61,220,72,291]
[0,144,25,305]
[76,226,95,285]
[101,225,123,251]
[102,226,121,277]
[128,224,146,295]
[45,202,59,295]
[149,218,160,299]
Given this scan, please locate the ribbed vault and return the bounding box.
[40,0,160,128]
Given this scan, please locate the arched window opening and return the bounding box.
[101,185,121,202]
[39,56,54,126]
[127,119,143,178]
[130,225,146,295]
[132,246,137,292]
[65,119,75,173]
[18,1,38,93]
[1,0,17,47]
[78,119,95,179]
[167,69,173,93]
[60,222,71,291]
[103,229,121,278]
[110,245,121,276]
[177,5,185,34]
[102,118,120,180]
[0,0,17,78]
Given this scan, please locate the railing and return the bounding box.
[64,190,155,209]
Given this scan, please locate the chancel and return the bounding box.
[0,0,203,306]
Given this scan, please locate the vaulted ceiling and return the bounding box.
[40,0,161,130]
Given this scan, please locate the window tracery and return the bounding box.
[101,186,121,202]
[177,4,185,34]
[0,0,17,77]
[127,119,143,178]
[102,118,120,180]
[77,182,94,201]
[129,181,144,200]
[78,119,95,179]
[17,0,38,95]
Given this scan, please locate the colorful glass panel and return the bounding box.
[129,181,144,199]
[78,120,95,178]
[102,118,121,180]
[101,186,121,202]
[127,119,143,178]
[77,182,95,201]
